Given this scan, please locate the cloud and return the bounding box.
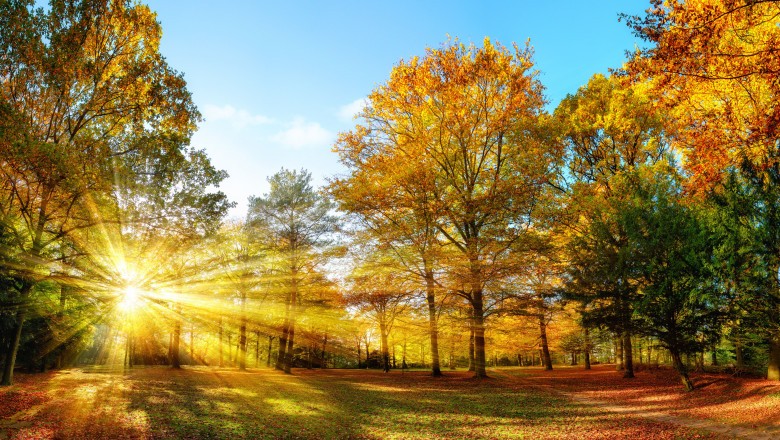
[202,104,275,127]
[270,117,333,149]
[337,98,369,122]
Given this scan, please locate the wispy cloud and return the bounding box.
[337,98,368,122]
[270,117,333,149]
[202,104,275,127]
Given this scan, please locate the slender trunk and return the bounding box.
[321,335,328,369]
[283,269,298,374]
[1,307,27,386]
[276,324,288,370]
[238,307,246,370]
[218,316,224,367]
[189,330,194,364]
[616,335,624,371]
[356,338,361,368]
[266,335,274,368]
[710,349,718,366]
[284,325,295,374]
[768,335,780,381]
[424,272,442,377]
[623,331,635,378]
[735,343,744,369]
[539,313,553,371]
[255,330,261,367]
[364,340,370,368]
[671,349,694,391]
[380,320,390,373]
[584,327,591,370]
[171,317,181,368]
[468,312,475,372]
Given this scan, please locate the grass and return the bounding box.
[0,365,749,439]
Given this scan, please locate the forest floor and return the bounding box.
[0,364,778,439]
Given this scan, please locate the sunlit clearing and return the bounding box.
[119,286,142,312]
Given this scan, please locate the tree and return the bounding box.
[330,152,447,376]
[334,38,558,378]
[247,169,337,374]
[0,0,230,385]
[624,167,721,391]
[556,73,671,379]
[625,0,780,380]
[345,255,410,373]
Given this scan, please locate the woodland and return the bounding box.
[1,0,780,439]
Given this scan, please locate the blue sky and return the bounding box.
[146,1,650,218]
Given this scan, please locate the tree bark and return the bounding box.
[171,317,181,369]
[468,315,475,372]
[671,349,694,391]
[266,335,274,368]
[616,334,624,371]
[425,272,442,377]
[584,327,591,370]
[380,320,390,373]
[276,324,288,371]
[472,294,487,378]
[238,324,246,370]
[768,335,780,381]
[539,313,553,371]
[623,331,635,378]
[218,316,224,367]
[1,307,27,386]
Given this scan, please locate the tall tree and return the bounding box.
[247,169,337,374]
[555,73,671,379]
[334,39,558,378]
[625,0,780,379]
[0,0,230,385]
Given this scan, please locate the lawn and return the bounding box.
[0,365,767,439]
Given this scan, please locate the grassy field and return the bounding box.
[1,365,775,439]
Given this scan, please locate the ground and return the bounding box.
[0,365,778,439]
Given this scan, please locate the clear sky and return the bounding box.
[145,1,650,219]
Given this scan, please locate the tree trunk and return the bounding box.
[584,327,591,370]
[539,313,553,371]
[1,307,27,386]
[472,294,487,378]
[266,335,274,368]
[171,323,181,368]
[380,320,390,373]
[255,330,261,367]
[218,316,224,367]
[321,335,328,369]
[424,272,442,377]
[671,349,694,391]
[283,269,298,374]
[284,324,295,374]
[623,331,635,378]
[239,294,247,370]
[468,316,475,372]
[616,334,624,371]
[768,335,780,381]
[276,324,288,371]
[356,338,362,368]
[238,322,246,370]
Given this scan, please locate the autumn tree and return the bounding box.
[555,73,671,379]
[247,169,337,374]
[625,0,780,380]
[345,255,410,373]
[0,0,230,385]
[334,39,558,378]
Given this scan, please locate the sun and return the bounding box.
[118,286,142,312]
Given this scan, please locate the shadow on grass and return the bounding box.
[2,366,733,439]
